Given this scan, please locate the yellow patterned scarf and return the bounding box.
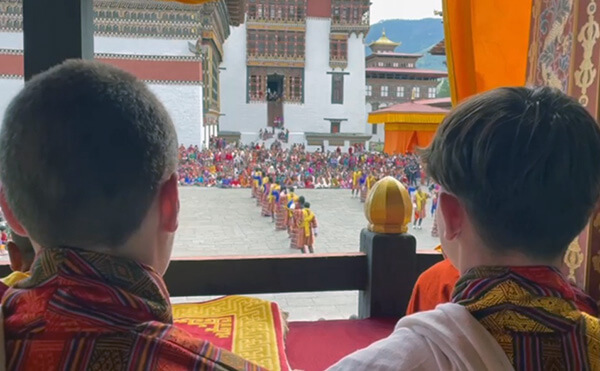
[453,266,600,370]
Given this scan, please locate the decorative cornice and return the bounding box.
[0,74,21,80]
[0,48,22,55]
[97,52,201,62]
[0,48,199,62]
[143,79,202,85]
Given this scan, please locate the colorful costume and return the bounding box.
[276,191,288,230]
[260,177,270,214]
[414,190,428,220]
[290,207,303,249]
[359,174,367,203]
[3,247,263,370]
[454,266,600,370]
[285,192,297,237]
[297,208,318,252]
[352,170,362,192]
[268,184,281,218]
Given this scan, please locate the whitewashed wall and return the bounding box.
[220,19,368,144]
[149,84,203,147]
[94,36,195,56]
[0,33,196,57]
[0,79,202,147]
[0,78,23,125]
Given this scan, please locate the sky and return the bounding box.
[370,0,443,24]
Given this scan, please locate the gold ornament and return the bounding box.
[564,238,584,283]
[364,176,412,234]
[575,1,600,107]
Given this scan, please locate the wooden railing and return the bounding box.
[163,228,443,318]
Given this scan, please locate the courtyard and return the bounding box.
[171,187,439,320]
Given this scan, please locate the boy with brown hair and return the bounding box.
[0,60,262,370]
[330,86,600,370]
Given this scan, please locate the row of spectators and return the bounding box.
[177,143,426,189]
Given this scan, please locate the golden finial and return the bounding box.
[364,176,412,234]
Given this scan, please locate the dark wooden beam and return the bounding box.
[22,0,94,80]
[163,253,368,297]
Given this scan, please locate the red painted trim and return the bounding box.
[307,0,331,18]
[99,58,201,82]
[0,54,201,82]
[0,54,24,76]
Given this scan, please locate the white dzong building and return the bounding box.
[219,0,371,150]
[0,0,245,148]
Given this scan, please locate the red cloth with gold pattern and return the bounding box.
[2,247,264,371]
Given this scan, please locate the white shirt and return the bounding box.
[327,303,513,371]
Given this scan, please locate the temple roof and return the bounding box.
[374,101,449,114]
[366,67,447,78]
[369,30,401,48]
[430,39,446,55]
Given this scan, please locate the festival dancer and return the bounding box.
[412,187,429,229]
[261,177,272,217]
[359,171,368,203]
[290,196,304,249]
[275,186,288,230]
[286,187,297,236]
[298,202,318,254]
[352,168,362,198]
[269,181,281,222]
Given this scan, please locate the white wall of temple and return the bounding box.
[148,84,203,147]
[0,31,22,49]
[0,78,24,126]
[0,79,203,147]
[0,32,195,57]
[94,36,196,56]
[365,103,385,143]
[220,19,368,145]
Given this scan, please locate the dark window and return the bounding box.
[372,124,377,135]
[330,121,341,134]
[331,74,344,104]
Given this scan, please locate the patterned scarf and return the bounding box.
[453,266,600,371]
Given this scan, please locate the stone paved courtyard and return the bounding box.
[171,188,438,321]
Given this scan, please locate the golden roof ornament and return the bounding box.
[370,29,401,47]
[364,176,412,234]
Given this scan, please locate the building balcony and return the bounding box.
[329,58,348,69]
[247,54,305,68]
[247,16,306,27]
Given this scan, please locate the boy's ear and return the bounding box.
[0,186,27,237]
[6,241,21,272]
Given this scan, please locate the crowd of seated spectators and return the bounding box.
[177,142,425,189]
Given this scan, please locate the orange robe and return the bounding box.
[406,259,460,315]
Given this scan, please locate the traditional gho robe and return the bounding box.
[3,247,263,371]
[334,266,600,370]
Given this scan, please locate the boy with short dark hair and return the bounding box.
[329,86,600,370]
[0,60,262,370]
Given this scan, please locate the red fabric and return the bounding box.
[3,247,263,370]
[285,319,397,371]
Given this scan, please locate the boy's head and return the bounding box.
[0,60,179,275]
[7,232,35,273]
[423,87,600,270]
[304,202,311,209]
